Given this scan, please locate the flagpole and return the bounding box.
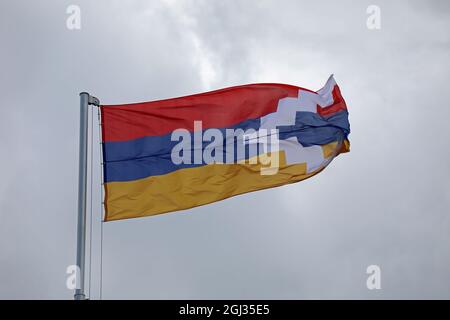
[75,92,99,300]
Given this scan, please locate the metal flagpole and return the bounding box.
[75,92,99,300]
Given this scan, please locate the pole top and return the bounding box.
[79,92,100,106]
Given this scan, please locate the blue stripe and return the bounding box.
[278,110,350,146]
[104,118,262,182]
[103,111,350,182]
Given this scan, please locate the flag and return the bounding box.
[100,75,350,221]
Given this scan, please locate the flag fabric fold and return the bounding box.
[100,75,350,221]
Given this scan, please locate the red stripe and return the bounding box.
[101,83,302,142]
[316,85,347,116]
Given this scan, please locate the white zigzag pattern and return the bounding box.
[251,75,338,173]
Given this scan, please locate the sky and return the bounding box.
[0,0,449,299]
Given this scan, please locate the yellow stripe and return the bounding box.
[321,141,338,159]
[104,141,344,221]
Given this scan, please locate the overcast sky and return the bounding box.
[0,0,449,299]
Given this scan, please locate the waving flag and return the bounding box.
[100,75,350,221]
